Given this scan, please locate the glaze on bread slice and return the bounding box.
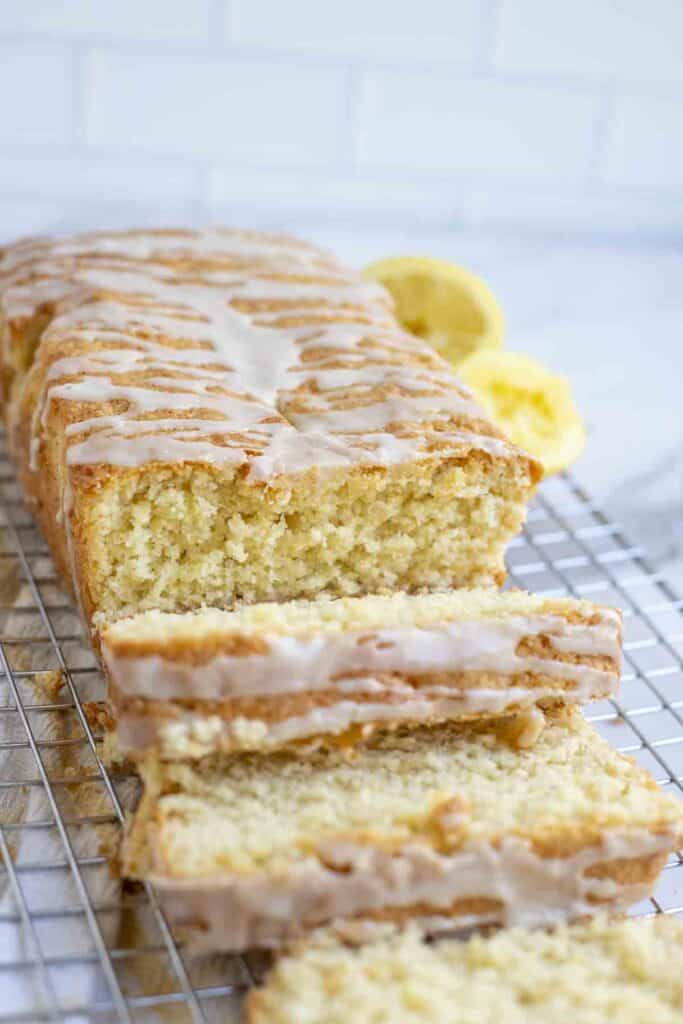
[101,588,622,760]
[121,709,682,953]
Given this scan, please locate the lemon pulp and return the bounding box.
[458,350,585,475]
[363,256,504,368]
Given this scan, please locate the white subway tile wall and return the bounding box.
[84,52,348,164]
[599,95,683,189]
[492,0,683,84]
[0,43,74,144]
[356,73,599,178]
[1,0,214,40]
[227,0,482,62]
[0,0,681,240]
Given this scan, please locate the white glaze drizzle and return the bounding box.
[2,227,518,485]
[116,680,614,759]
[102,609,622,703]
[145,829,675,954]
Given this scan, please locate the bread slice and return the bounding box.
[0,229,540,628]
[121,709,682,953]
[246,915,683,1024]
[101,589,622,760]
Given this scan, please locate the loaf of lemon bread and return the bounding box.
[247,916,683,1024]
[101,589,622,760]
[122,708,682,953]
[0,229,540,628]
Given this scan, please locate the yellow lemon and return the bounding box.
[458,350,585,475]
[363,256,504,368]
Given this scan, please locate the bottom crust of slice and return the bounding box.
[139,829,674,954]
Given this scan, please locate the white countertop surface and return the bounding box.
[303,225,683,590]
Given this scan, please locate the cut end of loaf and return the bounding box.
[77,451,535,620]
[1,227,541,627]
[246,916,683,1024]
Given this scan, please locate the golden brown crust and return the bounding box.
[516,634,618,670]
[106,630,271,662]
[110,668,610,721]
[585,850,669,895]
[301,820,680,864]
[521,822,672,859]
[1,228,540,626]
[104,626,618,668]
[353,895,503,925]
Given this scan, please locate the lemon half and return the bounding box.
[363,256,504,368]
[458,350,585,475]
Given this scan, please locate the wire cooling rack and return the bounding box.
[0,437,682,1023]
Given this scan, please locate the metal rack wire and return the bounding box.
[1,432,682,1023]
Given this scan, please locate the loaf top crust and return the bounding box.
[0,227,539,482]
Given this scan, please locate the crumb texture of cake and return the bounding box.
[0,229,540,624]
[247,915,683,1024]
[121,709,682,952]
[101,589,623,759]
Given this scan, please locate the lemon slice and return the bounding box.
[363,256,504,368]
[458,350,585,475]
